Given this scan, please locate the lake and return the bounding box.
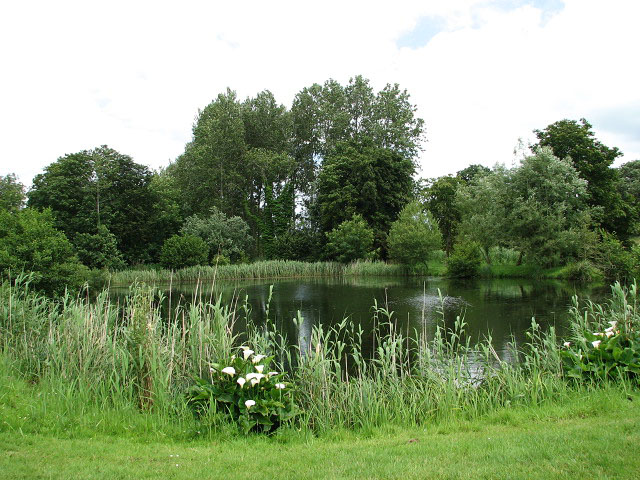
[111,276,608,360]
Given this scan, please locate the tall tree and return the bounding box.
[28,146,155,264]
[533,118,631,238]
[421,176,462,256]
[315,142,415,256]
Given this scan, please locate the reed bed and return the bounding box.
[1,274,636,437]
[107,260,407,286]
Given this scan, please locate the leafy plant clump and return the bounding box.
[560,282,640,381]
[187,346,298,434]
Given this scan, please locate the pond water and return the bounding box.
[111,276,609,360]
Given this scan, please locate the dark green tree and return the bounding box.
[533,118,631,238]
[27,146,155,264]
[422,176,462,256]
[325,214,375,263]
[456,164,491,184]
[74,224,126,270]
[159,234,209,270]
[316,142,415,256]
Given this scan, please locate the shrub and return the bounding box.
[564,260,602,283]
[187,346,298,433]
[447,241,483,278]
[0,208,88,295]
[74,224,126,270]
[159,234,208,270]
[325,214,375,264]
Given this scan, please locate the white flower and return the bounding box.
[221,366,236,375]
[250,378,260,386]
[209,367,215,373]
[594,332,604,337]
[605,330,614,338]
[592,340,601,348]
[243,349,254,360]
[255,364,265,373]
[245,399,256,409]
[563,342,571,348]
[246,372,265,383]
[267,371,278,378]
[237,377,246,388]
[609,321,618,328]
[239,345,249,350]
[252,354,266,364]
[275,383,286,389]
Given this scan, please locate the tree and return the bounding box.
[533,118,631,238]
[159,234,208,270]
[325,214,375,263]
[421,176,462,256]
[74,224,126,270]
[0,208,87,295]
[506,147,591,266]
[315,142,415,256]
[388,201,442,267]
[456,164,491,185]
[0,174,25,211]
[181,207,252,263]
[456,166,511,263]
[617,160,640,235]
[173,88,247,218]
[28,146,155,264]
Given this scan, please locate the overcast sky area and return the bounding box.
[1,0,639,186]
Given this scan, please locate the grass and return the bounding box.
[1,388,638,479]
[107,260,408,285]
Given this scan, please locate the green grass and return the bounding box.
[1,388,638,479]
[108,260,408,285]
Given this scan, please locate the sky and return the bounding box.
[1,0,639,186]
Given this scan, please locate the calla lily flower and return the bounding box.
[250,378,260,386]
[243,349,254,360]
[275,383,286,389]
[609,321,617,328]
[221,366,236,375]
[246,373,265,381]
[245,399,256,409]
[592,340,601,348]
[605,330,614,338]
[563,342,571,348]
[239,345,249,350]
[237,377,246,388]
[252,354,266,364]
[255,365,265,373]
[267,371,279,377]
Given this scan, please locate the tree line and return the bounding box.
[1,75,639,294]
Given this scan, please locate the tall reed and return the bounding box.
[1,275,635,436]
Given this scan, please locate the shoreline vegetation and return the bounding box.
[2,275,639,477]
[105,257,602,286]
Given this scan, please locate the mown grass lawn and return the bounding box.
[2,389,638,480]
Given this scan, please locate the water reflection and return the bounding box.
[110,276,607,361]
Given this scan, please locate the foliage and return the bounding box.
[456,164,491,184]
[181,207,252,263]
[159,234,208,270]
[0,173,25,211]
[388,201,442,267]
[594,230,636,282]
[617,159,640,235]
[316,142,414,256]
[561,282,640,382]
[0,208,87,295]
[270,226,322,262]
[421,176,461,255]
[447,242,483,278]
[534,118,631,238]
[74,224,126,270]
[27,146,156,264]
[325,214,375,263]
[187,346,297,434]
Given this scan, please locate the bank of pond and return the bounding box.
[1,272,638,438]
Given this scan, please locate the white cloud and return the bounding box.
[1,0,639,186]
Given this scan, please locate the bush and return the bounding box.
[159,234,208,270]
[447,241,483,278]
[388,201,442,267]
[325,215,375,264]
[564,260,603,283]
[594,230,635,282]
[74,224,126,270]
[0,208,88,295]
[187,346,298,434]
